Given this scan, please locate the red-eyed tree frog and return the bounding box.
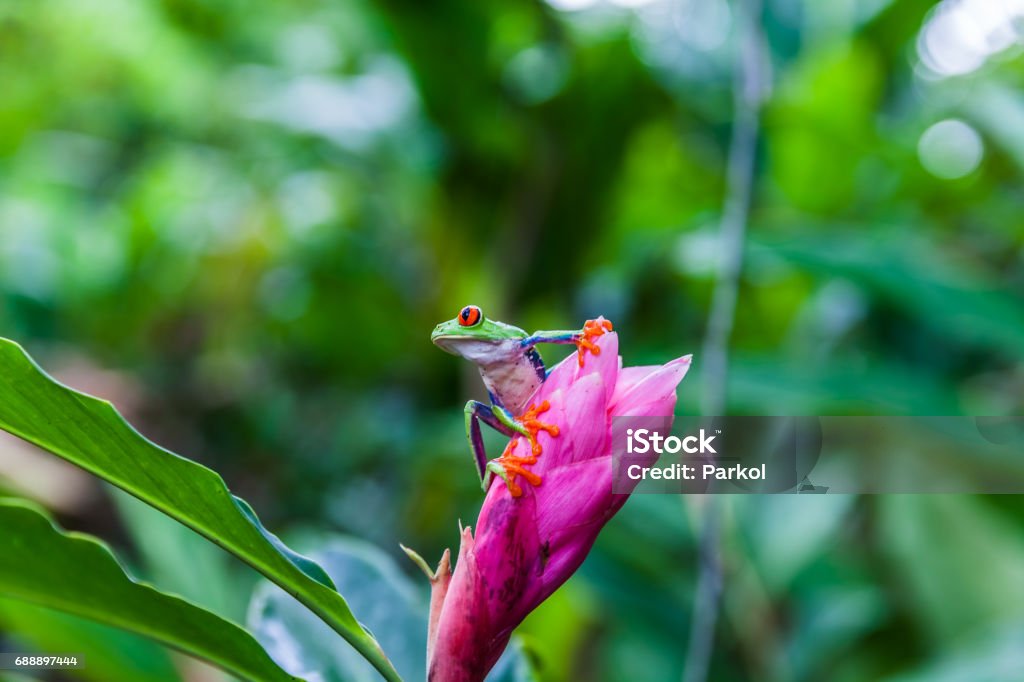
[431,305,612,493]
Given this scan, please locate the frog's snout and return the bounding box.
[431,323,456,348]
[431,327,461,356]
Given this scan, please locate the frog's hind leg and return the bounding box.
[467,399,560,495]
[465,400,515,484]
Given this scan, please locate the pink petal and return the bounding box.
[541,349,581,395]
[429,527,491,681]
[559,373,609,465]
[532,456,612,547]
[612,365,662,400]
[474,489,543,624]
[426,549,452,667]
[610,355,692,416]
[528,388,569,477]
[536,519,604,600]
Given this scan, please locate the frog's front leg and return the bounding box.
[524,317,613,368]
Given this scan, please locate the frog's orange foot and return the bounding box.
[517,400,559,455]
[491,439,542,498]
[575,318,613,367]
[490,402,559,497]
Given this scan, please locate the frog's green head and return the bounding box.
[431,305,527,363]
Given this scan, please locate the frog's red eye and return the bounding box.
[458,305,482,327]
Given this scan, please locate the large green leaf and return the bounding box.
[0,598,181,682]
[0,339,400,682]
[0,498,296,682]
[112,487,247,622]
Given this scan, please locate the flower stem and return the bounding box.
[699,0,768,418]
[687,0,769,681]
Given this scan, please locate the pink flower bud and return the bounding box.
[426,327,691,681]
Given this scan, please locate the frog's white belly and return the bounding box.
[479,354,543,415]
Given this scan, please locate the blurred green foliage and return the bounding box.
[1,0,1023,680]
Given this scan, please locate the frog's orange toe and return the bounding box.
[491,401,562,496]
[575,318,613,367]
[518,401,559,455]
[492,439,542,498]
[489,318,611,496]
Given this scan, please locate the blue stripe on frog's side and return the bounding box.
[526,347,546,381]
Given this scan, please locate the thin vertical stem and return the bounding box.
[700,0,767,419]
[684,1,768,681]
